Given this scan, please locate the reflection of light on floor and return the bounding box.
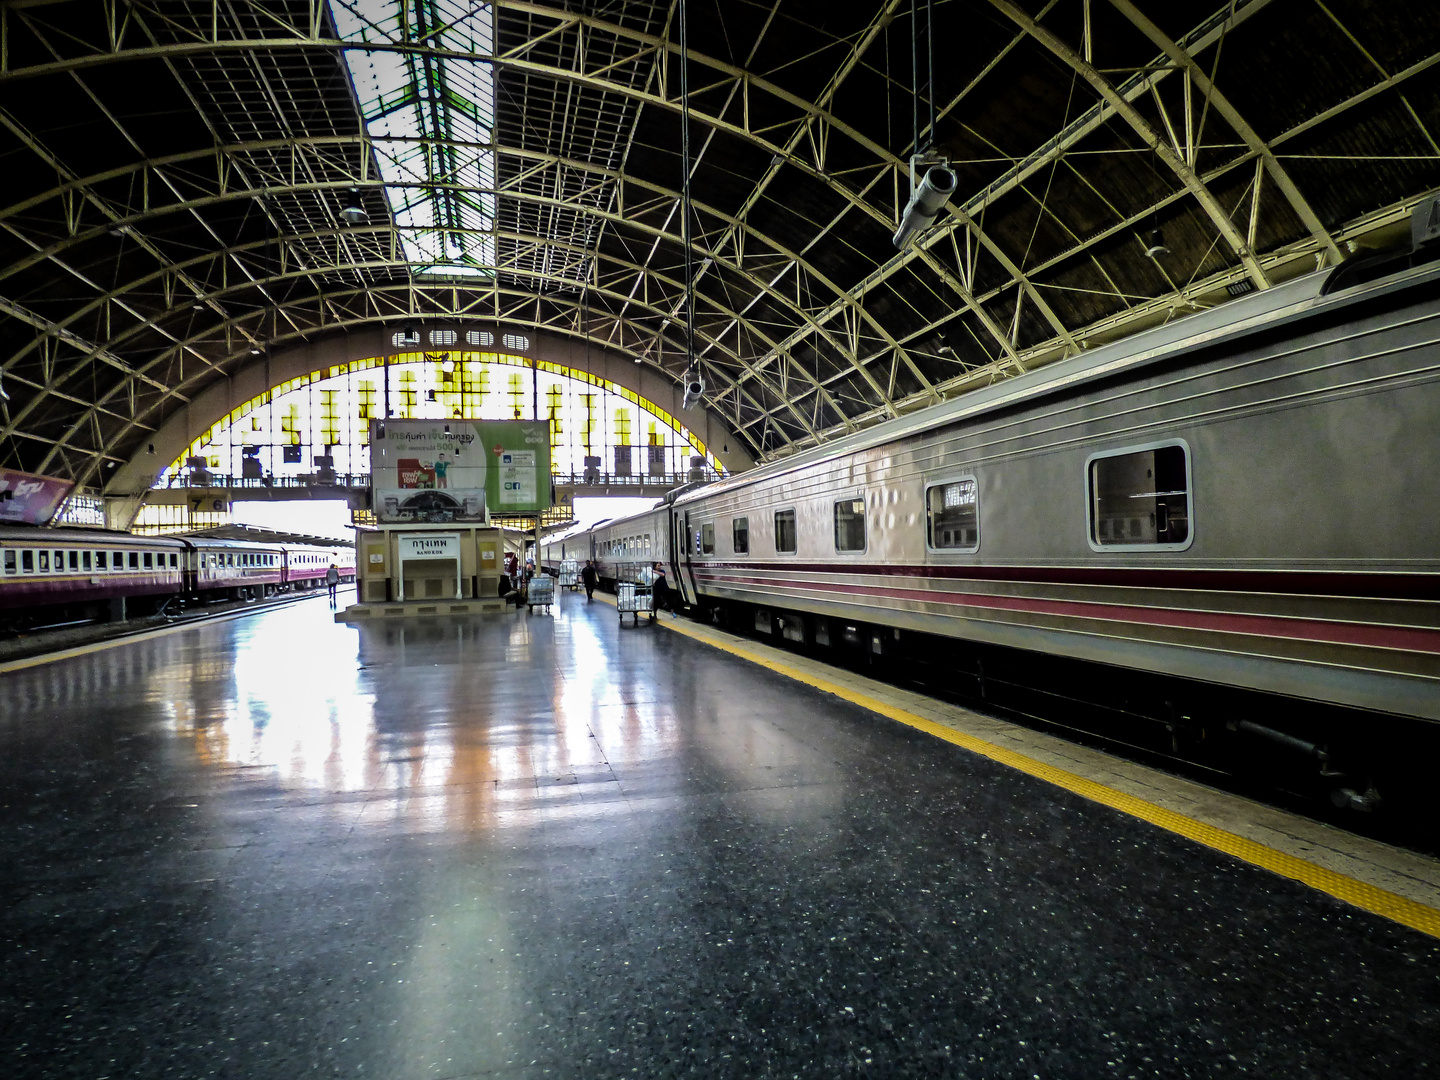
[551,596,674,766]
[225,611,380,790]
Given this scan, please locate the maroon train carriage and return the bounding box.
[280,545,355,590]
[184,537,286,600]
[0,527,186,629]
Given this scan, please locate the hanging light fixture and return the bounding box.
[340,188,367,226]
[1144,229,1170,258]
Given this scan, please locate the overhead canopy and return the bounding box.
[0,0,1437,492]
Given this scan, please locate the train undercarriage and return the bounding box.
[693,595,1439,850]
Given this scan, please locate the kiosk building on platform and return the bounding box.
[343,418,550,618]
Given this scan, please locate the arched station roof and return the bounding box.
[1,0,1438,496]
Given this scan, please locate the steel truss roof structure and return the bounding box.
[1,0,1438,496]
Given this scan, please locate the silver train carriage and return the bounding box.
[546,248,1440,807]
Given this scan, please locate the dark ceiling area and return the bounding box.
[0,0,1438,492]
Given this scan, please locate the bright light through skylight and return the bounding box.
[331,0,496,277]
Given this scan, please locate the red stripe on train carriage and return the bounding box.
[690,569,1440,655]
[690,562,1440,600]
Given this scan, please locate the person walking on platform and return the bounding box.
[581,559,598,602]
[651,562,677,618]
[325,563,340,606]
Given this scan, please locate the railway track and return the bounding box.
[0,586,345,667]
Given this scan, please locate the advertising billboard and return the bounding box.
[0,467,76,526]
[370,419,551,522]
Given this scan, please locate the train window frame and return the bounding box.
[113,551,124,569]
[700,522,715,556]
[4,549,16,574]
[53,549,64,570]
[774,508,798,554]
[82,551,91,571]
[1084,439,1194,553]
[732,516,749,555]
[143,552,153,569]
[95,551,106,571]
[129,551,139,569]
[38,550,50,572]
[833,495,867,554]
[68,550,79,571]
[924,474,981,554]
[22,550,33,572]
[170,553,178,568]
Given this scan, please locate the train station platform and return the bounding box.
[3,590,1439,1078]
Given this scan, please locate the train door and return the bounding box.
[671,507,697,606]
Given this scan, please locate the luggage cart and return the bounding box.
[616,581,654,625]
[558,559,580,589]
[526,573,555,612]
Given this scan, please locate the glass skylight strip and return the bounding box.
[332,0,496,278]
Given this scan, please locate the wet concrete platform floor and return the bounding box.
[3,594,1438,1078]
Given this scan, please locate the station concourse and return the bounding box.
[3,589,1438,1078]
[3,1,1440,1077]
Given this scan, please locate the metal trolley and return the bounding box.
[616,580,654,625]
[526,573,555,612]
[558,559,580,589]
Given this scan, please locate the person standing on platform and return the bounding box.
[325,563,340,606]
[652,562,677,618]
[581,559,598,602]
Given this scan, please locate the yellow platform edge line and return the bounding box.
[645,605,1440,940]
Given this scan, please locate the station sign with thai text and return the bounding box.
[398,534,460,560]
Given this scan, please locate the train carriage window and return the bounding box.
[4,550,15,574]
[732,517,749,554]
[1088,442,1191,549]
[82,551,91,571]
[38,551,49,572]
[129,551,139,569]
[68,550,79,570]
[95,551,106,570]
[700,523,715,555]
[834,498,867,553]
[22,550,33,572]
[775,509,797,554]
[54,550,64,569]
[113,551,123,568]
[169,553,178,568]
[143,552,153,569]
[926,478,980,551]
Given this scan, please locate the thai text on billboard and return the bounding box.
[370,419,551,522]
[0,468,76,525]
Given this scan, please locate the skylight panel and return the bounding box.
[332,0,496,278]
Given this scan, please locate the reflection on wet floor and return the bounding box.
[3,592,1439,1079]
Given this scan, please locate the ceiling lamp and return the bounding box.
[893,165,957,249]
[1144,229,1169,258]
[340,188,367,226]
